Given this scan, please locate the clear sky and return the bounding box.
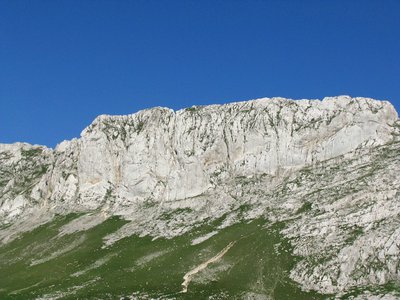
[1,0,399,148]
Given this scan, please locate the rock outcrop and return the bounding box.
[0,95,399,297]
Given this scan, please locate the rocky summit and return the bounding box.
[0,95,399,299]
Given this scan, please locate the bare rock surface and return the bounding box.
[0,95,399,297]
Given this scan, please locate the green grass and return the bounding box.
[296,201,312,214]
[185,107,197,112]
[20,148,43,159]
[0,215,327,299]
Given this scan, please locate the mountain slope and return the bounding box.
[0,96,399,299]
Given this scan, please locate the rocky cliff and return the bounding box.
[0,95,399,299]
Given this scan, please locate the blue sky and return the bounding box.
[1,0,399,148]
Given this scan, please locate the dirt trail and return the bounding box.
[181,241,236,293]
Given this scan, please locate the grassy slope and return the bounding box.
[0,214,326,299]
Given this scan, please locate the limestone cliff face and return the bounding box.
[5,95,396,215]
[73,96,395,205]
[0,95,399,295]
[1,95,398,232]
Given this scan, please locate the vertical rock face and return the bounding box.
[0,95,399,297]
[17,95,396,210]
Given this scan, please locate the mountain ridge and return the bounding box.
[0,95,399,299]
